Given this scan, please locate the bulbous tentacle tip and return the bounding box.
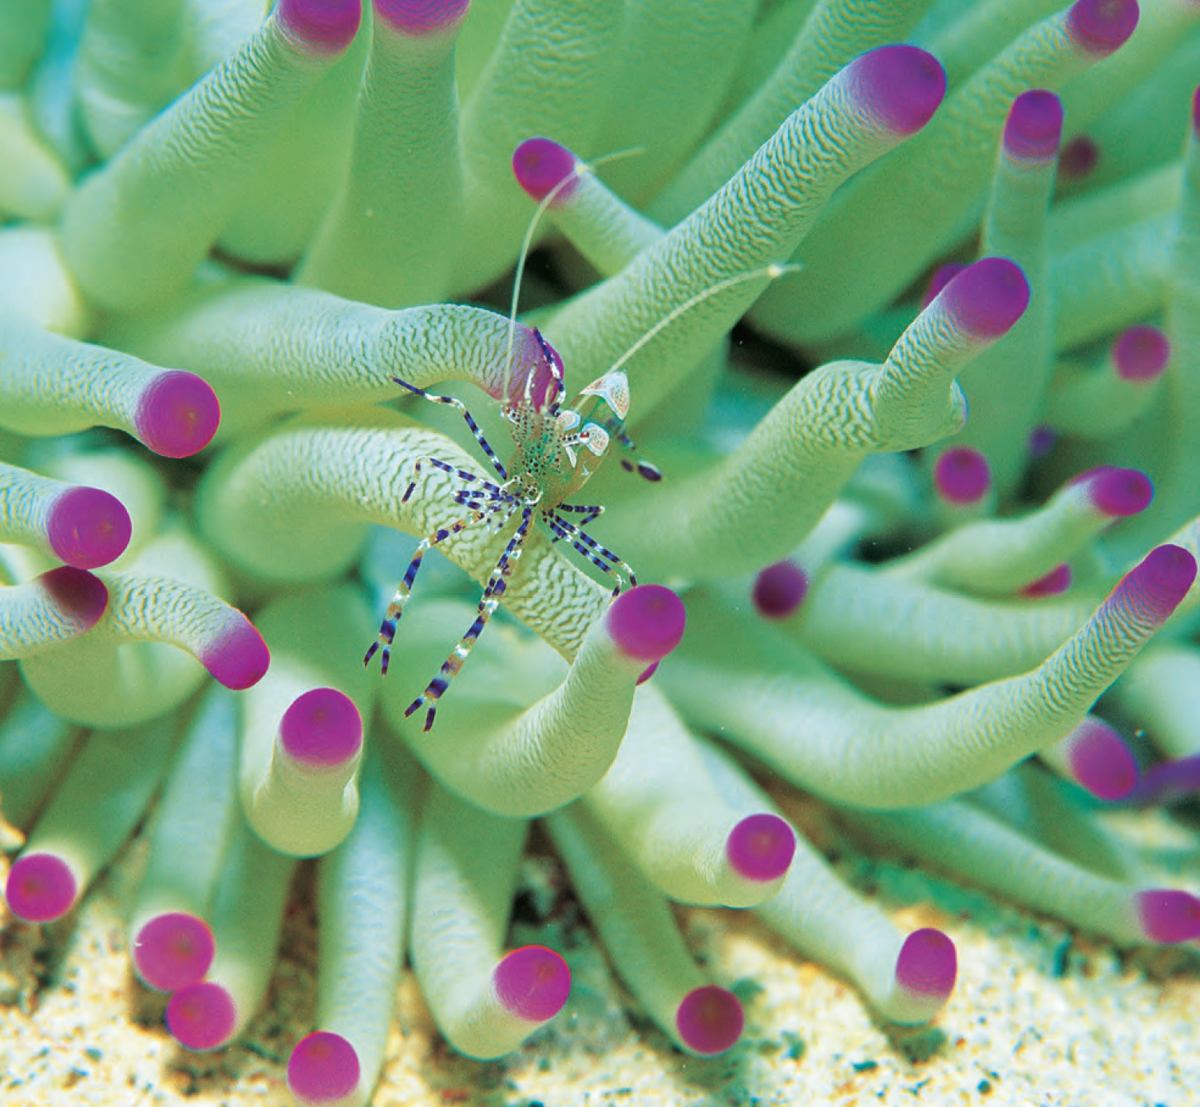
[847,45,946,137]
[277,0,363,53]
[1130,754,1200,806]
[1004,90,1063,161]
[39,565,109,630]
[374,0,471,35]
[726,813,796,883]
[199,615,271,690]
[288,1032,362,1107]
[132,912,216,993]
[1135,889,1200,944]
[513,137,580,204]
[895,928,957,1001]
[280,688,363,767]
[933,446,991,505]
[606,585,686,662]
[1065,718,1139,801]
[676,986,744,1056]
[1020,563,1074,598]
[1066,0,1140,56]
[1114,325,1170,382]
[166,981,238,1052]
[1059,134,1101,180]
[941,257,1030,340]
[493,945,571,1024]
[752,560,809,620]
[921,263,967,309]
[134,370,220,458]
[4,852,77,922]
[1087,466,1153,517]
[1193,85,1200,137]
[1112,544,1197,623]
[47,487,132,569]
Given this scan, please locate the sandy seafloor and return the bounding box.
[2,790,1198,1107]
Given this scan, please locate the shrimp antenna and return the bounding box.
[502,145,646,403]
[606,263,803,379]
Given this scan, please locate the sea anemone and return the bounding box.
[3,0,1200,1103]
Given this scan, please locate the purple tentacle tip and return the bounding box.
[1019,563,1072,598]
[940,257,1030,340]
[1028,424,1057,458]
[1113,325,1170,382]
[726,813,796,883]
[1066,0,1140,56]
[199,613,271,690]
[921,263,967,309]
[493,945,571,1024]
[166,981,238,1051]
[636,660,659,685]
[280,688,363,767]
[676,985,744,1056]
[606,584,686,662]
[1110,544,1196,625]
[933,446,990,505]
[288,1032,361,1106]
[1063,718,1138,801]
[895,928,957,1001]
[752,560,808,620]
[1079,466,1153,517]
[277,0,362,53]
[513,138,580,205]
[134,370,220,458]
[47,487,132,569]
[133,912,216,992]
[1130,754,1200,807]
[1194,86,1200,137]
[1060,134,1100,179]
[847,45,946,137]
[1003,90,1063,162]
[39,565,109,630]
[500,327,561,411]
[4,852,77,922]
[1135,889,1200,944]
[374,0,470,35]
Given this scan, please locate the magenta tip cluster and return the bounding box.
[1066,0,1140,56]
[921,263,967,309]
[751,560,809,619]
[894,928,957,1000]
[3,852,77,922]
[606,585,686,662]
[47,486,132,569]
[132,912,216,992]
[198,614,271,690]
[675,985,744,1056]
[941,257,1030,340]
[280,687,363,767]
[512,137,580,205]
[1113,325,1170,382]
[1019,563,1073,598]
[39,565,109,630]
[726,813,796,883]
[276,0,361,53]
[374,0,470,35]
[288,1031,362,1106]
[1111,543,1197,624]
[1135,889,1200,944]
[848,46,946,138]
[933,446,991,505]
[1079,466,1153,517]
[134,370,221,458]
[1003,90,1063,162]
[166,980,238,1051]
[493,945,572,1024]
[1064,718,1139,801]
